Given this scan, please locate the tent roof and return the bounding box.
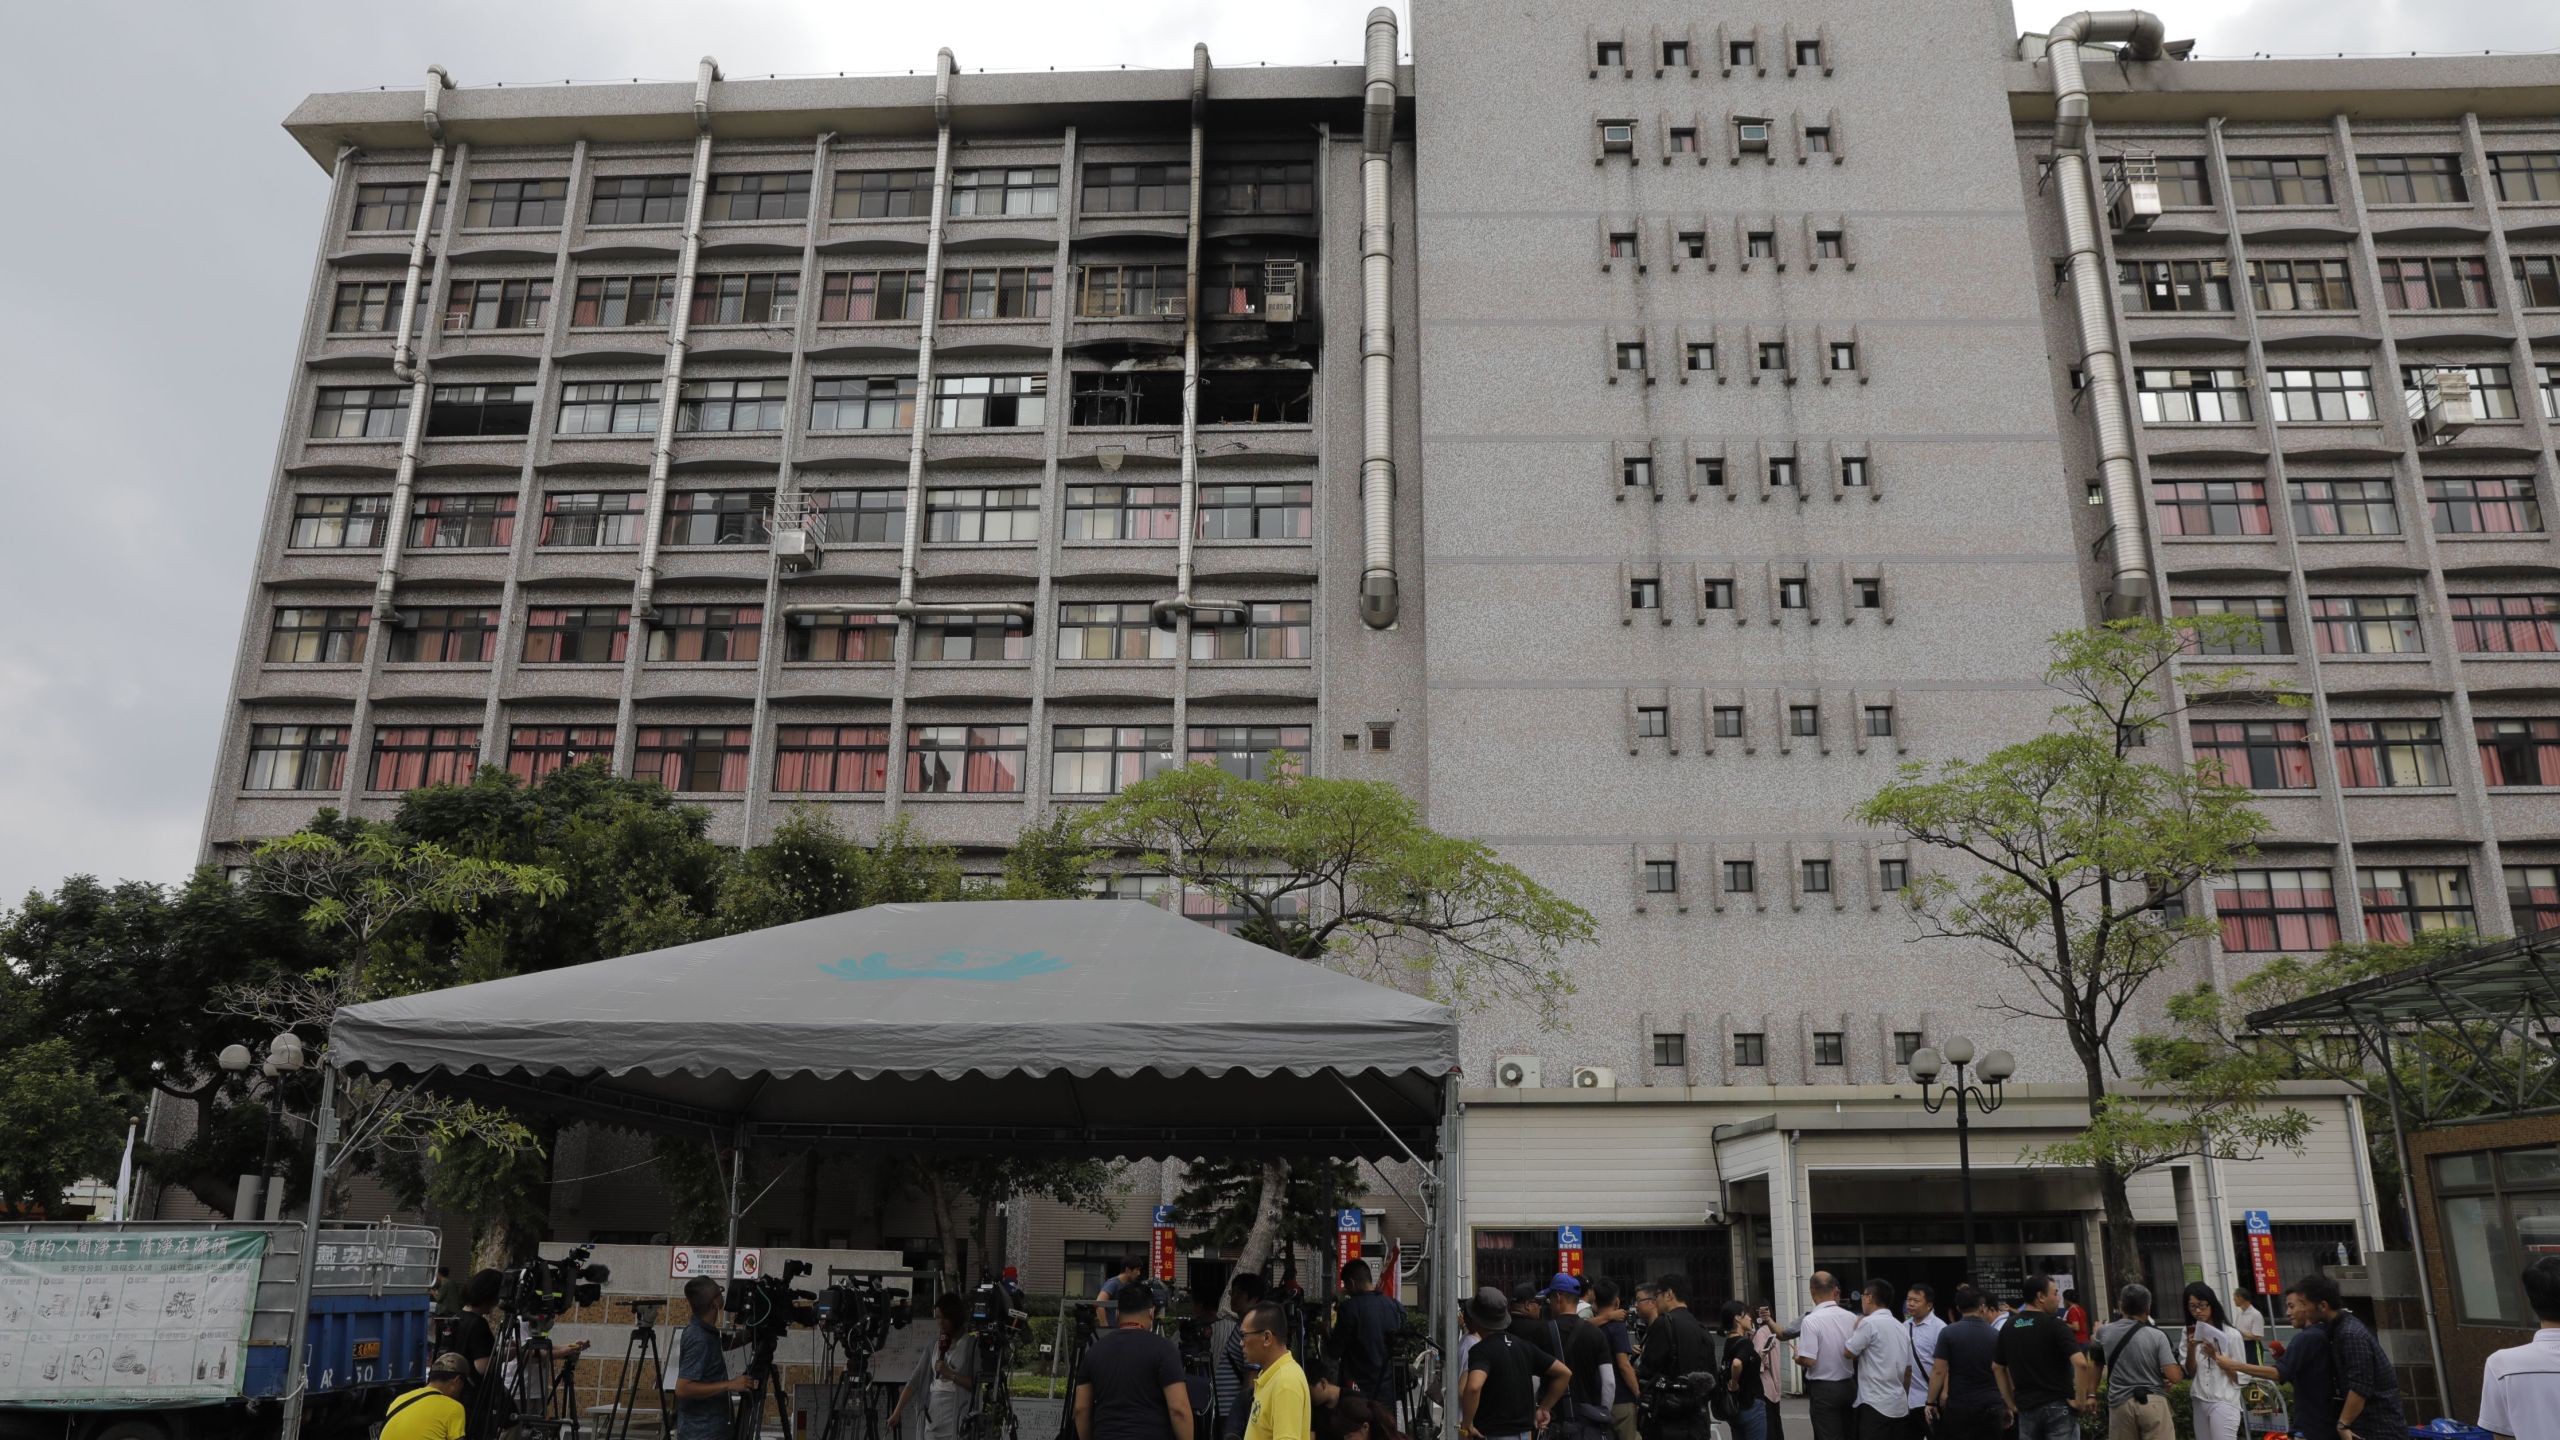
[329,900,1457,1158]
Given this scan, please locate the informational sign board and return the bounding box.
[1152,1207,1179,1282]
[2244,1210,2280,1298]
[669,1246,760,1281]
[0,1230,266,1408]
[1336,1209,1364,1275]
[1556,1225,1584,1279]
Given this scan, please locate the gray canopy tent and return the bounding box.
[311,900,1466,1416]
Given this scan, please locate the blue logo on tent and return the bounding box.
[820,949,1072,983]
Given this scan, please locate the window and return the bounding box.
[2480,719,2560,787]
[1622,456,1654,489]
[1615,341,1647,372]
[2246,258,2354,312]
[646,604,763,662]
[1668,128,1699,155]
[1701,580,1735,611]
[1599,122,1636,153]
[589,176,687,225]
[2541,364,2560,421]
[923,486,1039,543]
[2378,257,2494,310]
[773,724,892,793]
[2153,480,2268,536]
[1651,1031,1687,1067]
[1878,858,1909,892]
[1803,127,1832,154]
[1187,724,1311,780]
[833,169,931,219]
[1732,1032,1767,1067]
[784,610,898,662]
[1608,232,1639,259]
[556,380,661,434]
[811,376,918,431]
[1072,371,1181,424]
[2191,720,2314,790]
[2433,1144,2560,1327]
[1661,40,1690,68]
[2332,719,2449,788]
[1629,578,1661,610]
[1795,38,1823,67]
[405,494,515,549]
[2172,597,2291,655]
[367,724,480,791]
[2509,866,2560,932]
[2135,368,2250,423]
[1801,860,1832,893]
[1768,457,1797,489]
[1193,602,1312,662]
[1051,725,1175,795]
[634,725,752,793]
[933,375,1046,428]
[1673,343,1712,377]
[1862,705,1894,736]
[2116,259,2234,312]
[1643,860,1678,894]
[2228,156,2333,206]
[1079,263,1183,318]
[1778,577,1808,610]
[1735,119,1773,155]
[820,269,929,322]
[443,278,551,332]
[1060,484,1180,542]
[464,178,567,229]
[506,724,613,782]
[1840,456,1870,490]
[570,275,680,327]
[671,378,786,434]
[426,382,536,438]
[1828,342,1858,372]
[709,172,809,222]
[2405,363,2522,424]
[2310,595,2423,655]
[1196,483,1312,540]
[1712,706,1744,738]
[2514,256,2560,308]
[2155,157,2213,208]
[2428,476,2542,536]
[2359,154,2468,205]
[352,181,442,232]
[330,280,408,332]
[1204,160,1315,214]
[688,272,799,325]
[1788,705,1819,736]
[2491,153,2560,203]
[2359,866,2474,939]
[1081,163,1188,213]
[2215,868,2342,952]
[521,606,631,664]
[1757,341,1788,372]
[2266,368,2377,423]
[540,491,643,547]
[1729,40,1757,67]
[386,606,497,663]
[1695,457,1726,491]
[949,166,1058,216]
[265,607,370,664]
[940,266,1053,320]
[288,495,392,549]
[913,612,1029,663]
[2450,594,2560,653]
[1744,231,1775,259]
[1062,1242,1146,1305]
[2289,479,2398,536]
[908,724,1029,793]
[1812,1032,1844,1067]
[1634,706,1671,739]
[1893,1032,1926,1066]
[312,385,411,439]
[243,724,348,791]
[1057,603,1173,661]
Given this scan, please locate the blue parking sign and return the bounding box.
[1557,1225,1583,1249]
[1338,1209,1365,1233]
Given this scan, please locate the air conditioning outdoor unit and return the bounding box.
[768,494,827,574]
[1493,1055,1542,1089]
[2110,153,2162,232]
[1735,121,1772,154]
[2414,369,2476,444]
[1572,1066,1618,1089]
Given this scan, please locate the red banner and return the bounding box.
[2244,1209,2280,1299]
[1151,1204,1178,1282]
[1558,1225,1584,1278]
[1337,1208,1364,1276]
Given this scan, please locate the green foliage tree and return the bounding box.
[0,966,129,1212]
[1173,1156,1364,1262]
[1853,616,2308,1292]
[716,811,963,930]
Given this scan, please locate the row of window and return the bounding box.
[285,481,1312,553]
[242,720,1314,795]
[349,159,1314,235]
[264,600,1313,667]
[1639,854,1904,899]
[2114,255,2560,313]
[2156,473,2549,540]
[1593,35,1829,72]
[1634,702,1894,741]
[1604,224,1848,267]
[2134,364,2560,425]
[1652,1027,1911,1072]
[1622,452,1871,492]
[2111,151,2560,210]
[1594,115,1834,160]
[2169,593,2560,656]
[1613,336,1859,376]
[1628,574,1887,617]
[310,369,1314,440]
[2193,716,2560,790]
[2216,864,2560,951]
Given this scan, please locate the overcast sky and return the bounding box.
[1,0,2554,909]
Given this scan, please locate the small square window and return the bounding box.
[1596,41,1626,67]
[1669,128,1700,154]
[1830,342,1859,371]
[1608,231,1639,258]
[1342,732,1361,751]
[1678,230,1708,259]
[1816,230,1845,258]
[1894,1031,1924,1066]
[1712,706,1744,738]
[2160,887,2189,923]
[1747,231,1776,258]
[1841,456,1870,488]
[1732,1031,1767,1067]
[1878,858,1910,891]
[1622,456,1653,488]
[1802,859,1832,893]
[2069,366,2086,390]
[1864,705,1894,736]
[1854,578,1882,608]
[1616,342,1647,371]
[1652,1030,1688,1067]
[1736,119,1772,153]
[1768,457,1797,487]
[1696,457,1726,488]
[1601,122,1636,152]
[2085,479,2106,506]
[1813,1031,1845,1067]
[1758,342,1788,371]
[1685,342,1715,371]
[1702,579,1735,610]
[1730,40,1758,67]
[1637,706,1668,737]
[1662,41,1690,68]
[1779,577,1809,609]
[1796,39,1823,68]
[1643,859,1678,893]
[1805,127,1833,154]
[1723,860,1757,893]
[2119,721,2150,749]
[1630,578,1661,609]
[1368,722,1393,753]
[1789,705,1820,736]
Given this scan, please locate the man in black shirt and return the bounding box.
[1995,1277,2089,1440]
[1331,1261,1405,1399]
[1558,1288,1620,1440]
[1636,1275,1719,1440]
[1465,1287,1569,1440]
[1928,1287,2006,1440]
[1078,1284,1195,1440]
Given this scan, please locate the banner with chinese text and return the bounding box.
[0,1230,267,1408]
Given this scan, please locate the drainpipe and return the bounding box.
[631,56,722,622]
[1152,45,1232,630]
[2042,11,2163,617]
[1357,8,1401,628]
[890,48,962,625]
[371,65,456,621]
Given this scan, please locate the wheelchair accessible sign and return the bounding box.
[1557,1225,1584,1278]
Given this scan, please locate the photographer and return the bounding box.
[674,1277,755,1440]
[1077,1283,1193,1440]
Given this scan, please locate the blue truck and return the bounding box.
[0,1220,439,1440]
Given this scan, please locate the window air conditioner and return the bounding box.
[1493,1055,1542,1089]
[2110,178,2162,232]
[1572,1066,1618,1089]
[2416,370,2475,443]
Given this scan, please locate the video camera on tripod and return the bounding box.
[503,1244,613,1320]
[814,1276,909,1358]
[727,1259,819,1361]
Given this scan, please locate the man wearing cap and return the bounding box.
[1465,1287,1572,1440]
[1549,1276,1619,1440]
[1546,1275,1593,1361]
[382,1353,471,1440]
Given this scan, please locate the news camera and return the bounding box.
[814,1276,909,1355]
[502,1244,611,1320]
[727,1258,818,1349]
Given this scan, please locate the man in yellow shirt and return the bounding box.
[382,1353,471,1440]
[1240,1303,1311,1440]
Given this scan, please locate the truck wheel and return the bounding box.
[90,1418,175,1440]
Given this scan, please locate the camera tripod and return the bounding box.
[728,1343,794,1440]
[813,1335,881,1440]
[471,1314,586,1440]
[605,1300,671,1440]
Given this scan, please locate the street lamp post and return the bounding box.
[216,1033,307,1222]
[1908,1038,2014,1281]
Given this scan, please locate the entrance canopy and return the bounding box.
[329,899,1457,1158]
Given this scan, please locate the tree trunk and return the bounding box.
[2096,1158,2141,1303]
[1231,1159,1292,1279]
[472,1217,520,1273]
[922,1167,969,1284]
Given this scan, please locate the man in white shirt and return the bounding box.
[1846,1278,1916,1440]
[1798,1273,1863,1440]
[2229,1290,2269,1367]
[1905,1284,1948,1440]
[2482,1257,2560,1440]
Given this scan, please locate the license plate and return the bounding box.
[353,1341,382,1361]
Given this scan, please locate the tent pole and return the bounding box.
[1436,1077,1464,1435]
[723,1126,749,1257]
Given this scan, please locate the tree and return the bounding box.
[1174,1155,1363,1266]
[0,967,129,1212]
[715,811,963,930]
[1852,615,2304,1291]
[1084,764,1595,1276]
